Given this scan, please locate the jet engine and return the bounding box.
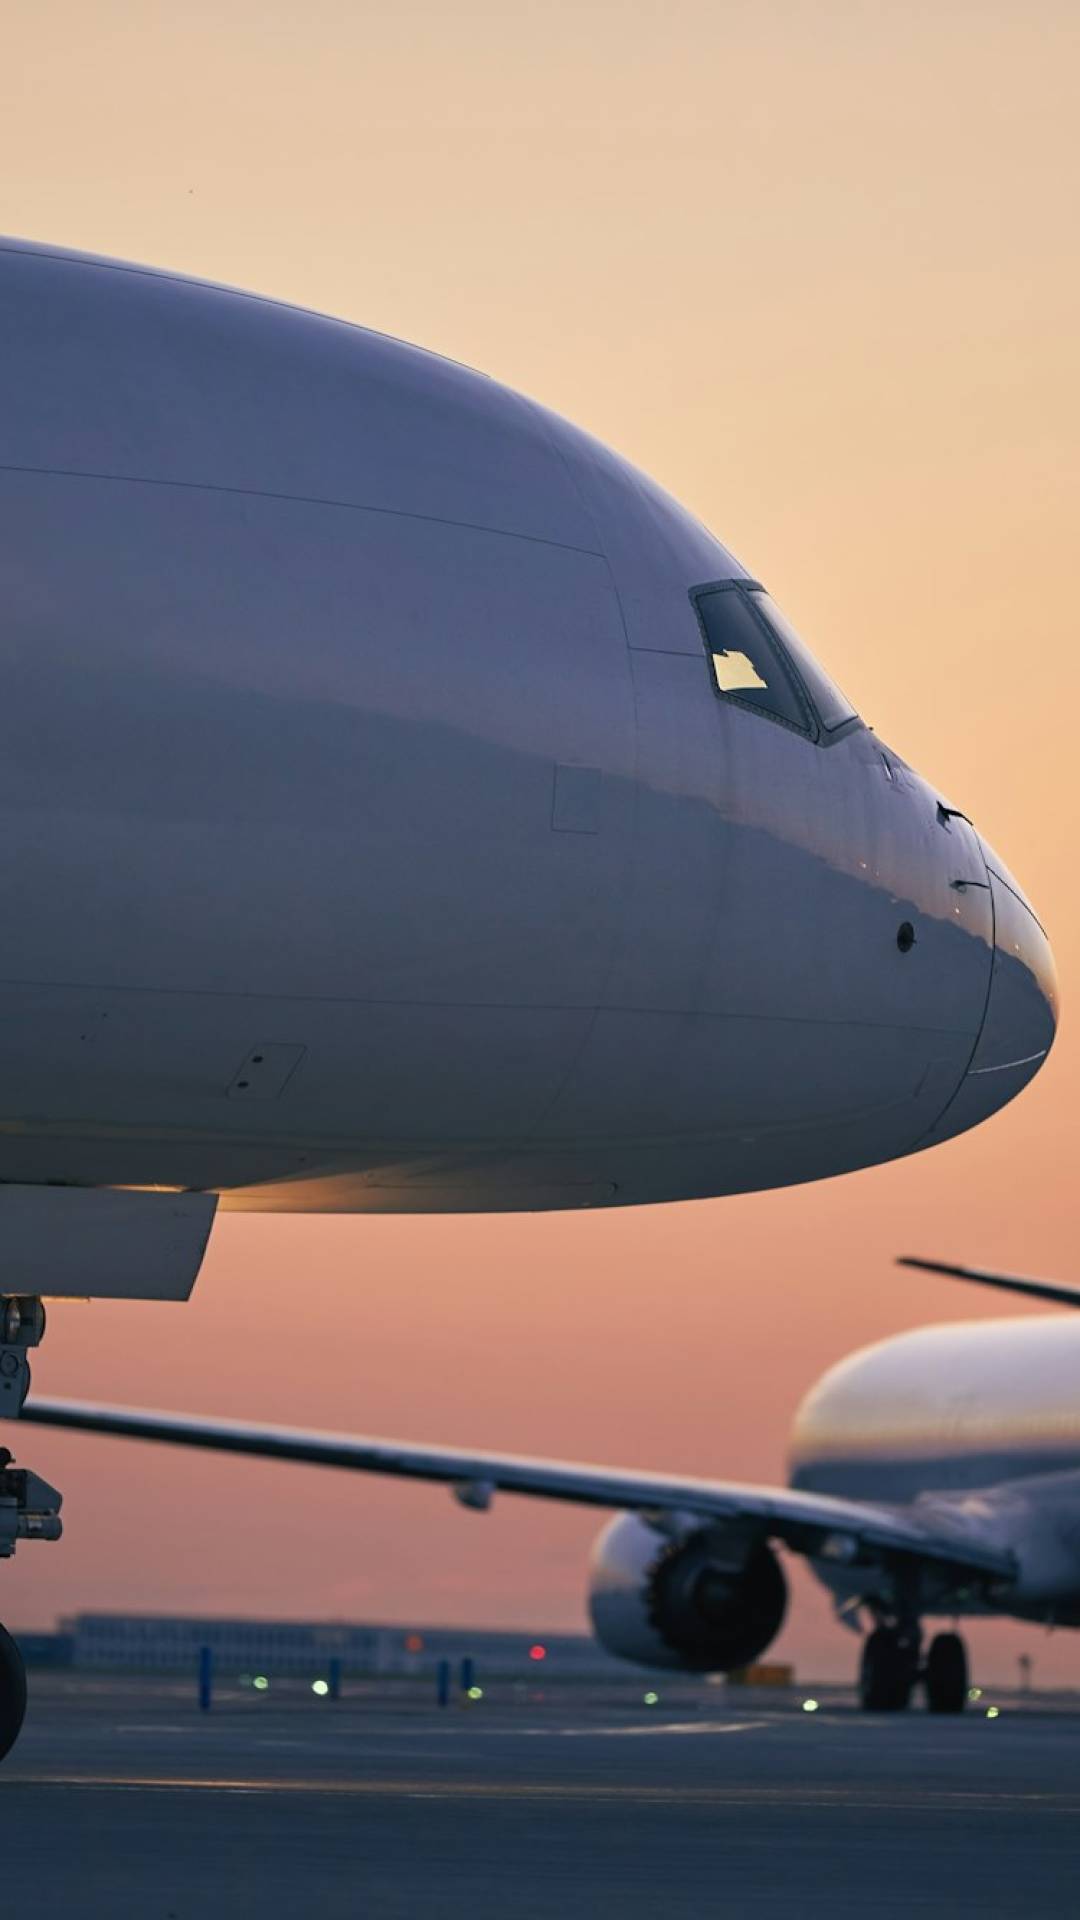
[588,1512,787,1672]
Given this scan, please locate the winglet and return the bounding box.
[897,1257,1080,1310]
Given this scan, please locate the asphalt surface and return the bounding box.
[4,1674,1080,1917]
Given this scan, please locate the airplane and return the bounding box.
[10,1255,1080,1757]
[0,235,1057,1751]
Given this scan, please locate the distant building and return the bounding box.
[30,1613,626,1677]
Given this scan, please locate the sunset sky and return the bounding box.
[3,1,1078,1683]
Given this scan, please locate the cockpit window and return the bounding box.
[748,590,857,733]
[693,584,812,735]
[692,581,859,740]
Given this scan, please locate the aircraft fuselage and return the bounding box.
[0,239,1056,1211]
[792,1316,1080,1624]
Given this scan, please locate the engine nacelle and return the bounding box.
[588,1512,787,1672]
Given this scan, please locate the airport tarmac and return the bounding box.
[4,1674,1080,1918]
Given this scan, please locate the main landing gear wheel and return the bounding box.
[924,1632,968,1714]
[0,1623,27,1763]
[859,1626,920,1711]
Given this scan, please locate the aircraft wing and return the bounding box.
[17,1396,1015,1584]
[898,1256,1080,1310]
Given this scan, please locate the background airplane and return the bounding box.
[14,1256,1080,1757]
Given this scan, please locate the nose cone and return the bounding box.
[978,848,1059,1066]
[921,845,1057,1148]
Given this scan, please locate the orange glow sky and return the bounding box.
[3,2,1078,1683]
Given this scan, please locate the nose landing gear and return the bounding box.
[1,1295,63,1764]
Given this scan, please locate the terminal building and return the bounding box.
[19,1613,627,1678]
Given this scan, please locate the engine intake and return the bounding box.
[589,1512,787,1673]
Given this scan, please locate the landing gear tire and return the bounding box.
[924,1632,968,1714]
[0,1623,27,1763]
[859,1626,919,1711]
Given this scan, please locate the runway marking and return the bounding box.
[517,1719,764,1737]
[7,1776,1080,1812]
[34,1717,767,1748]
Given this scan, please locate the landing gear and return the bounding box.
[858,1624,921,1711]
[0,1624,27,1762]
[857,1621,971,1714]
[0,1296,62,1764]
[924,1631,968,1713]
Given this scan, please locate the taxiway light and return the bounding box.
[802,1699,820,1714]
[312,1679,330,1697]
[643,1691,659,1706]
[986,1707,1000,1720]
[968,1686,983,1701]
[467,1685,484,1701]
[253,1675,269,1691]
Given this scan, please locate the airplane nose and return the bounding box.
[978,847,1059,1066]
[921,843,1058,1147]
